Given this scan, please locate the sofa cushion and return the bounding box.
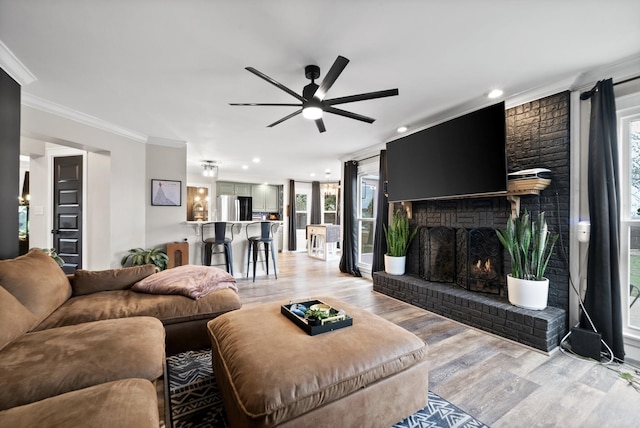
[0,379,159,428]
[0,317,165,411]
[35,287,242,331]
[131,265,237,300]
[0,249,71,321]
[0,286,38,351]
[71,264,157,296]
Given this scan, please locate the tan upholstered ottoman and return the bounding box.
[207,297,429,428]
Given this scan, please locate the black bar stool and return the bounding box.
[246,221,278,282]
[202,222,234,275]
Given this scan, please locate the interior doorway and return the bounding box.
[52,155,83,273]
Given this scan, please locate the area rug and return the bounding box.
[166,349,490,428]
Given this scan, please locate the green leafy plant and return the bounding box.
[496,210,558,280]
[305,308,329,320]
[37,248,64,267]
[120,248,168,271]
[383,209,417,257]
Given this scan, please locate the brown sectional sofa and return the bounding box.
[0,249,242,427]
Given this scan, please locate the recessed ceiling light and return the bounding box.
[487,89,503,99]
[252,157,260,163]
[242,165,248,170]
[397,126,408,133]
[310,173,316,177]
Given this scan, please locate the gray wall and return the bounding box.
[0,68,20,259]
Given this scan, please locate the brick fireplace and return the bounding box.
[373,91,571,352]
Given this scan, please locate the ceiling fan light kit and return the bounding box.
[230,55,399,133]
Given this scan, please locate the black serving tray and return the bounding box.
[281,299,353,336]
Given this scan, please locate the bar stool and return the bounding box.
[246,221,278,282]
[202,222,234,275]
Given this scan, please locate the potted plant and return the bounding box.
[496,210,558,310]
[383,209,417,275]
[120,247,169,271]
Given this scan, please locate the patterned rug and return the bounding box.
[166,349,490,428]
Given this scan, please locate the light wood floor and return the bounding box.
[166,252,640,427]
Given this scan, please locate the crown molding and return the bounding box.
[22,93,148,143]
[571,53,640,91]
[0,39,37,85]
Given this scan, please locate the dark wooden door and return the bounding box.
[52,155,83,273]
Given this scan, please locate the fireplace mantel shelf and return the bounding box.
[506,177,551,216]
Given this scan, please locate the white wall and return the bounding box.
[21,105,187,268]
[145,143,191,250]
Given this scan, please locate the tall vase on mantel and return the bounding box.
[496,210,558,311]
[383,209,417,276]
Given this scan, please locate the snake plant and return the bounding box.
[384,209,417,257]
[496,210,558,281]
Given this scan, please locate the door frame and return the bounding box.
[47,147,87,269]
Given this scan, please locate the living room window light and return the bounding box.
[357,158,379,274]
[617,90,640,349]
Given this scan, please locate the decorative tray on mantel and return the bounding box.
[281,299,353,336]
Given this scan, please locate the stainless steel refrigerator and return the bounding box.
[216,195,252,221]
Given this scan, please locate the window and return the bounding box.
[295,193,308,230]
[618,92,640,337]
[357,157,379,271]
[322,184,338,224]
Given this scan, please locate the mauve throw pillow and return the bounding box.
[131,265,237,300]
[72,264,157,296]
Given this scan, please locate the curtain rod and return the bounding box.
[580,74,640,100]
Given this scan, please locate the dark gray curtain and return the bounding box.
[339,161,361,276]
[311,180,321,224]
[372,151,389,272]
[287,179,297,251]
[582,78,625,361]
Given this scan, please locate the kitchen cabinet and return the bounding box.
[217,181,252,197]
[252,184,279,212]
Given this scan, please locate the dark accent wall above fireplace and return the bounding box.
[405,91,571,313]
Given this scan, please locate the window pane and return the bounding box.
[295,194,307,211]
[359,219,375,264]
[630,120,640,218]
[296,213,307,230]
[360,177,377,219]
[324,194,336,211]
[324,213,336,224]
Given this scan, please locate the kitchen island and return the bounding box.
[187,221,283,279]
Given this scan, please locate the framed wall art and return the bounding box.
[151,179,182,206]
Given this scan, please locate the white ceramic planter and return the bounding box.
[506,274,549,310]
[384,255,406,275]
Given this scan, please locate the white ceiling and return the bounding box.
[2,0,640,183]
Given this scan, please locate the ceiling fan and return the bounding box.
[229,55,398,133]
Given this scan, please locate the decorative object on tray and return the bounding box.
[282,299,352,335]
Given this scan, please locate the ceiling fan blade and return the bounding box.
[267,109,302,127]
[315,118,326,133]
[229,103,301,107]
[245,67,305,102]
[325,107,375,123]
[324,88,399,106]
[314,55,349,101]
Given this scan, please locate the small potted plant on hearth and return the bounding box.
[383,209,417,275]
[496,210,558,310]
